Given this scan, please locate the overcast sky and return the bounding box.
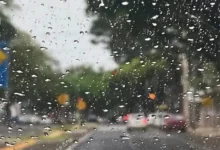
[5,0,117,71]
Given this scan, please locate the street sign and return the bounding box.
[201,97,213,107]
[57,94,69,105]
[0,42,9,88]
[77,97,86,110]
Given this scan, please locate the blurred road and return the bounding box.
[2,124,219,150]
[69,125,217,150]
[0,124,45,137]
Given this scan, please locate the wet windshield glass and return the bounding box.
[0,0,219,150]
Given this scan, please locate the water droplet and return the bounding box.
[44,132,49,136]
[32,74,37,78]
[31,136,38,139]
[44,126,51,130]
[209,38,214,41]
[66,130,72,133]
[152,2,156,5]
[17,70,23,74]
[167,133,171,136]
[80,31,84,35]
[85,91,90,94]
[40,47,48,50]
[73,140,78,143]
[198,68,204,72]
[74,40,79,43]
[3,47,10,51]
[122,1,129,5]
[99,2,104,7]
[210,2,215,6]
[206,115,210,119]
[17,128,22,132]
[189,26,194,30]
[119,105,124,108]
[5,142,13,147]
[137,95,142,97]
[164,115,170,119]
[46,32,50,35]
[8,126,12,130]
[90,137,93,141]
[152,23,157,26]
[145,38,151,41]
[0,1,7,5]
[154,137,159,141]
[197,48,202,51]
[32,36,36,39]
[152,15,159,19]
[45,79,51,82]
[120,135,130,140]
[125,62,130,64]
[14,92,25,96]
[103,109,108,112]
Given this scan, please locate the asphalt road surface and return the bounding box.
[0,124,45,137]
[68,125,217,150]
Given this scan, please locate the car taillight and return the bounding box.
[123,114,129,121]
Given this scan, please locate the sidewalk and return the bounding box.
[0,123,97,150]
[188,127,220,137]
[185,127,220,150]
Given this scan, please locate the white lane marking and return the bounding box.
[65,131,94,150]
[98,125,127,131]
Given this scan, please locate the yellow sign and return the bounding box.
[201,97,213,107]
[57,94,69,105]
[77,97,86,110]
[0,49,6,64]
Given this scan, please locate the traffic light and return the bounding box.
[149,93,156,100]
[148,87,156,100]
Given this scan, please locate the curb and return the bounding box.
[0,124,97,150]
[0,139,37,150]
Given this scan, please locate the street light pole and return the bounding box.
[179,53,190,126]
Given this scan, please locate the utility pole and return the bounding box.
[179,54,190,126]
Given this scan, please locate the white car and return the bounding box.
[127,113,148,131]
[18,114,41,124]
[40,118,52,124]
[148,112,170,128]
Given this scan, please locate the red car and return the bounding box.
[164,114,186,131]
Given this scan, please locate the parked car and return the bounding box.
[88,114,98,122]
[18,114,41,124]
[40,115,53,124]
[127,112,148,131]
[116,116,123,123]
[163,114,186,131]
[147,112,186,132]
[147,112,170,128]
